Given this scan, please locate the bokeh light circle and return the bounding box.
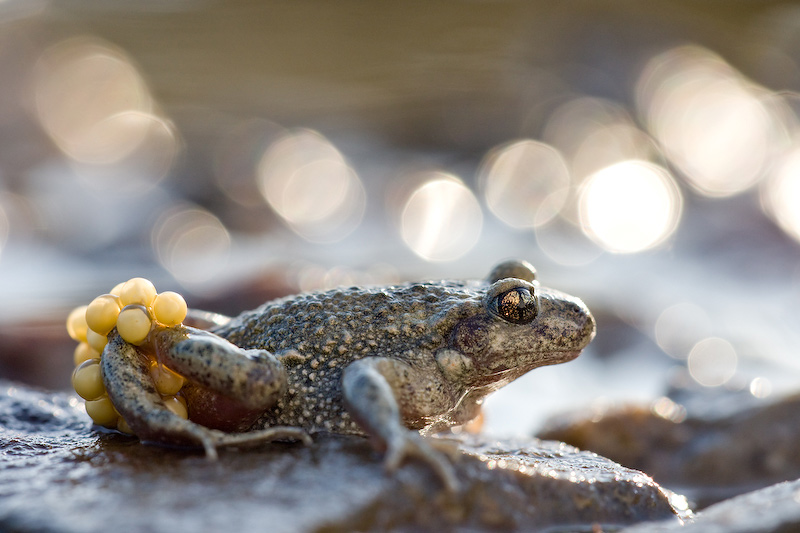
[749,376,773,399]
[579,160,682,253]
[762,146,800,243]
[257,129,365,242]
[479,140,570,228]
[543,97,658,185]
[400,173,483,262]
[72,111,179,194]
[687,337,738,387]
[152,206,231,285]
[636,46,783,197]
[33,37,153,165]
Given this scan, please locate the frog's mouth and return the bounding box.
[550,349,582,363]
[475,349,582,389]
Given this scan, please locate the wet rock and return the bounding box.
[621,478,800,533]
[0,380,682,532]
[538,388,800,507]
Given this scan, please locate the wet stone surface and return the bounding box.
[0,380,682,532]
[620,479,800,533]
[538,386,800,508]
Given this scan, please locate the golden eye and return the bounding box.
[494,288,537,324]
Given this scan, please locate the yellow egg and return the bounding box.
[117,416,134,434]
[116,305,152,345]
[85,294,121,335]
[149,361,185,396]
[153,291,188,326]
[73,342,100,366]
[162,395,188,419]
[66,305,89,342]
[72,359,106,401]
[110,282,126,296]
[86,328,108,353]
[85,396,118,427]
[119,277,157,308]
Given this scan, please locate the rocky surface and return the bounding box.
[621,479,800,533]
[0,380,683,532]
[538,386,800,508]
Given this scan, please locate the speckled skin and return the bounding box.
[218,279,592,435]
[100,260,595,490]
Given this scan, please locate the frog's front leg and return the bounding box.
[342,357,459,492]
[101,330,310,458]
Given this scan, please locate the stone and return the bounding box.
[0,380,682,532]
[538,387,800,508]
[621,479,800,533]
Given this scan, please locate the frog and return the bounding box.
[99,260,595,491]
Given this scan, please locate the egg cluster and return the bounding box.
[66,277,190,432]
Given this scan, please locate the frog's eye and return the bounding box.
[491,287,537,325]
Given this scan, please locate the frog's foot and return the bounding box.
[384,430,460,494]
[186,425,313,460]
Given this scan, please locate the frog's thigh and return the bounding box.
[103,333,308,456]
[162,328,287,410]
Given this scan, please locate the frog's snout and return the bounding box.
[577,305,596,349]
[536,289,596,351]
[567,297,595,349]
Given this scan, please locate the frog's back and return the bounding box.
[215,280,485,361]
[212,281,484,434]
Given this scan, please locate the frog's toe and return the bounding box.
[186,427,219,460]
[168,424,312,460]
[384,431,460,493]
[212,426,313,451]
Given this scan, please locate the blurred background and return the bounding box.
[1,0,800,437]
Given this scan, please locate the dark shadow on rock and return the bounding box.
[0,379,684,532]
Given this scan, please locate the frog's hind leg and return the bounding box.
[101,333,310,458]
[155,326,287,411]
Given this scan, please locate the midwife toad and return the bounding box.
[99,260,595,490]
